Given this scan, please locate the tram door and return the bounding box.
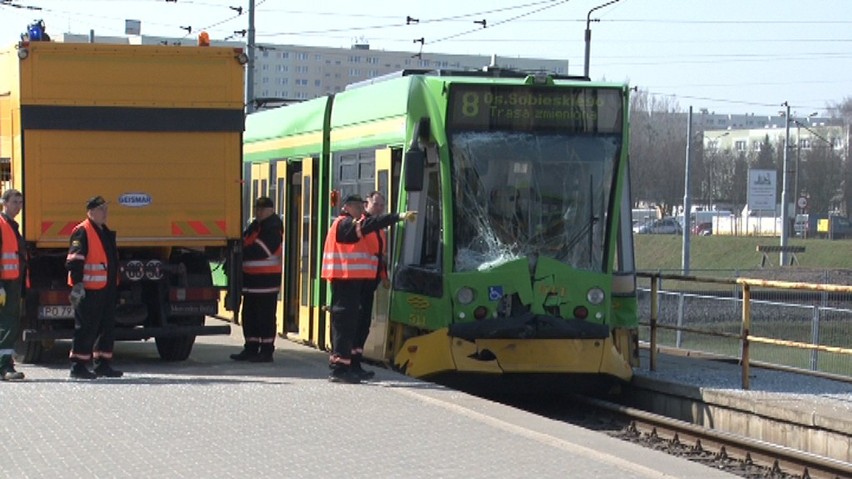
[363,148,400,361]
[274,159,302,336]
[298,157,323,347]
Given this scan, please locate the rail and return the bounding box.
[638,271,852,389]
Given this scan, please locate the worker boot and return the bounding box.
[94,360,124,378]
[0,355,25,381]
[328,365,361,384]
[248,344,274,363]
[351,355,375,380]
[229,342,260,361]
[70,362,97,380]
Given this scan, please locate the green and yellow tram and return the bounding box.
[243,68,639,382]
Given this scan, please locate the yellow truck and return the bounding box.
[0,40,246,362]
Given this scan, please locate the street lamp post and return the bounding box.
[584,0,621,79]
[780,102,791,266]
[683,107,693,274]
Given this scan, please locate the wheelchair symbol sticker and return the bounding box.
[488,286,503,301]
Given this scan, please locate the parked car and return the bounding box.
[692,222,712,236]
[635,217,683,234]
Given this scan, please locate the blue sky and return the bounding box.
[2,0,850,117]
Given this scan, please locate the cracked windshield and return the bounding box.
[452,131,620,272]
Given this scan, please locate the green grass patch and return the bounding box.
[635,235,852,272]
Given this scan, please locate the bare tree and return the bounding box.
[800,144,843,215]
[826,98,852,216]
[629,90,685,215]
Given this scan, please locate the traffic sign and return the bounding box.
[797,197,808,209]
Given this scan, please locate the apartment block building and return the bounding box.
[55,33,569,104]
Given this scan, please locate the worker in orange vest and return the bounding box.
[230,196,283,363]
[353,191,391,380]
[66,196,122,380]
[321,194,415,383]
[0,189,26,381]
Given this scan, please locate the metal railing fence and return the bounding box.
[637,271,852,389]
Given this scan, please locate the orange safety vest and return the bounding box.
[0,216,21,280]
[362,228,388,280]
[242,229,283,276]
[66,220,109,290]
[321,216,379,280]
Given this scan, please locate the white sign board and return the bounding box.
[125,19,141,36]
[747,169,776,212]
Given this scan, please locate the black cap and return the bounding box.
[343,194,365,205]
[86,196,107,210]
[254,196,274,208]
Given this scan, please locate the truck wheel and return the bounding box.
[155,316,202,361]
[16,292,43,363]
[155,252,211,361]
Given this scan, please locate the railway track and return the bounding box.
[450,380,851,479]
[572,394,852,479]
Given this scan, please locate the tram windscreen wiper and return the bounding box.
[557,176,597,262]
[559,216,598,260]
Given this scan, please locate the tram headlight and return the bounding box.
[456,287,475,305]
[586,287,605,305]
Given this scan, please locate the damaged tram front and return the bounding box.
[394,78,638,381]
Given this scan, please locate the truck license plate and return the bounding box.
[39,305,75,319]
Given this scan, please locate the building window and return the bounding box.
[349,55,361,63]
[314,79,321,86]
[801,139,812,150]
[297,52,309,60]
[296,65,308,73]
[753,142,761,152]
[832,138,843,149]
[735,140,747,152]
[315,54,322,61]
[280,52,289,59]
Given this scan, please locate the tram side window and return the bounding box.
[0,158,10,192]
[419,169,442,268]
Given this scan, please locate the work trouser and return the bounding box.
[354,278,381,352]
[70,288,117,365]
[240,292,278,346]
[329,279,369,368]
[0,278,23,360]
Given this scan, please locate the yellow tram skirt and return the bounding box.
[394,328,633,381]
